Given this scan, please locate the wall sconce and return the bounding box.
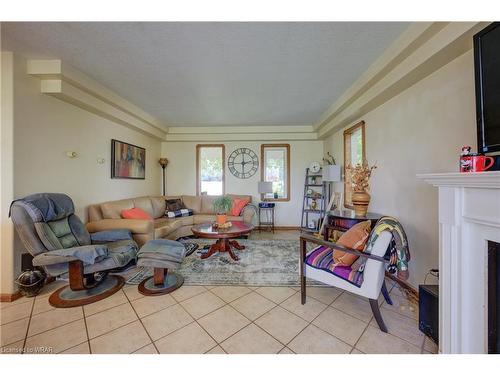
[65,151,77,158]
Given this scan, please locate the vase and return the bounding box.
[351,191,370,216]
[216,214,227,225]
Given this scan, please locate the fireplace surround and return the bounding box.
[488,241,500,354]
[418,171,500,354]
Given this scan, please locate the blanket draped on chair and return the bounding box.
[364,216,410,281]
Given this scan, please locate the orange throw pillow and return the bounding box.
[332,220,372,266]
[121,207,152,220]
[231,198,250,216]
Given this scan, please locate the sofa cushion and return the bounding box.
[133,197,154,217]
[121,207,152,220]
[182,195,202,213]
[150,197,167,218]
[201,196,216,214]
[101,199,134,219]
[154,216,194,239]
[193,214,216,224]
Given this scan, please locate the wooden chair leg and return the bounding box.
[381,280,393,305]
[369,299,388,333]
[300,237,306,305]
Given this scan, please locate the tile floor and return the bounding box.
[0,231,438,355]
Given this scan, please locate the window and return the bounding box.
[261,144,290,201]
[343,121,366,208]
[196,144,225,195]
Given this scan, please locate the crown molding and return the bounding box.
[164,130,318,142]
[27,59,168,140]
[167,124,314,134]
[315,22,489,139]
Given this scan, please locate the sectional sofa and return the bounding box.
[86,195,255,246]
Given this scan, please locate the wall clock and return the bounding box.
[228,148,259,179]
[309,161,321,174]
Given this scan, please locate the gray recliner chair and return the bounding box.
[10,193,138,308]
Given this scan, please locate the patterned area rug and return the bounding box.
[126,239,318,287]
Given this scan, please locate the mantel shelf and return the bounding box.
[417,171,500,189]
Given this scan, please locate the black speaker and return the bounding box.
[419,284,439,345]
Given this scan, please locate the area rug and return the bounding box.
[126,239,319,287]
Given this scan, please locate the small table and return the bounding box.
[324,209,384,240]
[258,202,275,233]
[191,221,254,261]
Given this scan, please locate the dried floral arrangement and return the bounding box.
[346,161,377,192]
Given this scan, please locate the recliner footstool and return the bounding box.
[137,239,186,295]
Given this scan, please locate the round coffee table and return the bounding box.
[191,221,254,261]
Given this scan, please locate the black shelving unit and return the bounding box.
[300,167,326,233]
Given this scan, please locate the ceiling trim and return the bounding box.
[27,59,168,140]
[314,22,488,139]
[164,131,318,142]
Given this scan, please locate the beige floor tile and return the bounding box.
[356,326,421,354]
[141,303,193,341]
[28,306,82,336]
[210,286,252,303]
[61,341,90,354]
[155,322,217,354]
[280,293,327,322]
[180,291,225,319]
[221,323,283,354]
[278,347,295,354]
[306,287,343,305]
[86,303,137,339]
[369,308,424,347]
[170,285,207,302]
[83,290,128,317]
[1,296,30,309]
[0,340,24,354]
[132,343,158,354]
[254,287,296,304]
[312,307,367,346]
[205,285,218,290]
[351,348,365,354]
[90,320,151,354]
[382,292,418,320]
[198,305,250,342]
[131,293,177,318]
[206,345,226,354]
[331,293,373,322]
[25,319,87,354]
[0,299,33,325]
[122,285,145,301]
[38,280,67,296]
[32,294,55,316]
[254,306,308,345]
[288,325,351,354]
[1,317,29,346]
[230,291,276,320]
[424,336,439,353]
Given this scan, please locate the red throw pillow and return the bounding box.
[231,198,250,216]
[121,207,152,220]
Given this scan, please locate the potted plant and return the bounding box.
[213,195,233,225]
[347,161,377,216]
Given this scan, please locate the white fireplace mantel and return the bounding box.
[417,171,500,354]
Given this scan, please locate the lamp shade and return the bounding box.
[323,165,341,182]
[258,181,273,194]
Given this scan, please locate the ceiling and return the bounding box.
[2,22,408,127]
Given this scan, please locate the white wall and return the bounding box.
[324,50,477,288]
[162,140,324,226]
[13,54,162,220]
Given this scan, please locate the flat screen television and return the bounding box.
[474,22,500,154]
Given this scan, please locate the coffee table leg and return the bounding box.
[201,240,221,259]
[229,240,245,250]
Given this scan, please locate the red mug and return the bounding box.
[471,155,495,172]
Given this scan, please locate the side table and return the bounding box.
[258,202,275,233]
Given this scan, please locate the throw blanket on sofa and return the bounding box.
[166,208,193,218]
[363,216,410,281]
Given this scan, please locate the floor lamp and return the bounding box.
[159,158,169,196]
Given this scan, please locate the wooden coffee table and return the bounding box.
[191,221,254,261]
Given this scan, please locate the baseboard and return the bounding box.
[0,290,22,302]
[257,226,300,230]
[386,272,419,303]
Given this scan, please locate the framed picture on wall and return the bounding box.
[111,139,146,179]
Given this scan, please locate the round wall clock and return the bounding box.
[309,161,321,174]
[228,148,259,179]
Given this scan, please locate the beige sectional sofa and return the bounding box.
[86,195,254,247]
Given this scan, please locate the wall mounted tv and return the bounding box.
[474,22,500,154]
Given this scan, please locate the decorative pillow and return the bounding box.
[166,198,185,212]
[166,208,194,218]
[121,207,152,220]
[231,197,250,216]
[332,220,372,266]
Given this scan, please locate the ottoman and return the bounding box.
[137,239,186,296]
